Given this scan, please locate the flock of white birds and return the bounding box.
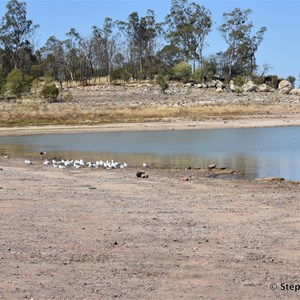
[24,158,150,169]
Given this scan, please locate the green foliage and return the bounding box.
[165,0,212,70]
[5,68,26,97]
[287,75,296,86]
[218,7,266,77]
[155,74,169,93]
[194,56,218,82]
[111,68,131,84]
[172,61,192,82]
[234,75,245,87]
[0,65,6,94]
[252,76,264,85]
[41,83,59,102]
[0,0,39,71]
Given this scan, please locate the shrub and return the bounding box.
[156,74,169,94]
[0,65,5,94]
[41,83,59,102]
[172,61,192,82]
[234,75,245,87]
[5,69,26,97]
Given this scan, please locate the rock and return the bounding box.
[216,87,224,93]
[216,80,224,89]
[208,164,217,170]
[208,80,217,88]
[181,177,190,181]
[289,88,300,96]
[243,80,257,92]
[258,84,270,92]
[278,80,293,94]
[255,177,285,182]
[229,80,236,92]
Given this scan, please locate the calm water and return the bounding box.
[1,126,300,180]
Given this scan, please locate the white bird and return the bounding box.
[143,162,149,168]
[43,159,50,165]
[25,159,33,165]
[58,165,66,169]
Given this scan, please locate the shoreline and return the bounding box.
[0,117,300,136]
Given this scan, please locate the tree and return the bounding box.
[89,19,120,82]
[218,8,266,77]
[40,36,70,82]
[5,68,26,97]
[0,0,39,72]
[117,10,161,79]
[165,0,212,75]
[41,83,59,102]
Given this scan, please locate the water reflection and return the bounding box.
[1,126,300,180]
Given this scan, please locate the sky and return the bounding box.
[0,0,299,80]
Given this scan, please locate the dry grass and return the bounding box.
[0,98,292,127]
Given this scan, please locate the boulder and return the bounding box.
[278,80,293,94]
[216,80,224,89]
[229,80,236,92]
[258,84,270,92]
[208,80,217,88]
[242,80,257,92]
[289,88,300,96]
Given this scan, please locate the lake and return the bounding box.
[1,126,300,180]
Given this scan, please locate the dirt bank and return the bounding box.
[1,117,300,137]
[0,157,299,299]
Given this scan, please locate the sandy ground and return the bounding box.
[1,153,300,299]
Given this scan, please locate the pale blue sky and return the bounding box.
[0,0,299,80]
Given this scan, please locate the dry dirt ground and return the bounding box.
[1,156,300,299]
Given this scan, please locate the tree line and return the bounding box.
[0,0,268,98]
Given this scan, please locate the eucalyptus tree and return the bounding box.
[0,0,39,73]
[40,36,70,82]
[218,7,266,77]
[165,0,212,75]
[117,10,161,79]
[89,18,120,82]
[65,28,82,81]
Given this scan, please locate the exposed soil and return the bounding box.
[0,156,300,299]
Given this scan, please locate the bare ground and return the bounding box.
[0,157,300,299]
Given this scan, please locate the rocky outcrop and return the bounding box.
[278,80,293,94]
[242,80,257,92]
[258,84,270,92]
